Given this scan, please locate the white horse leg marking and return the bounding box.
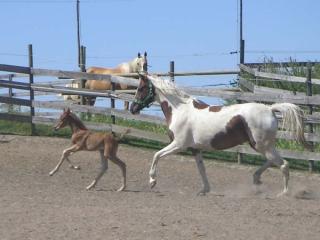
[193,151,210,195]
[264,148,289,196]
[149,141,180,188]
[86,150,108,190]
[49,145,79,176]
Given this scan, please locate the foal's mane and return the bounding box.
[149,75,191,104]
[68,112,87,130]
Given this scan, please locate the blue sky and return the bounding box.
[0,0,319,84]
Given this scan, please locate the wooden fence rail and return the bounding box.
[1,63,320,166]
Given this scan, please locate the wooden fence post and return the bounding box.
[80,45,86,105]
[237,66,245,164]
[111,82,116,126]
[28,44,36,135]
[8,74,13,112]
[169,61,175,82]
[306,64,314,172]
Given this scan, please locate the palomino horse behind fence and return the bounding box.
[130,75,306,196]
[50,108,128,191]
[84,52,148,108]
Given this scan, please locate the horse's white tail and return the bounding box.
[270,103,306,144]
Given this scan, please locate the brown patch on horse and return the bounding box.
[210,115,256,150]
[193,100,209,109]
[209,106,223,112]
[193,100,222,112]
[161,101,172,125]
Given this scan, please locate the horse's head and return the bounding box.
[130,74,155,114]
[54,108,71,131]
[130,52,148,73]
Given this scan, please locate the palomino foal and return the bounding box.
[85,52,148,108]
[50,109,127,191]
[130,75,306,196]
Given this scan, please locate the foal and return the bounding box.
[50,108,127,191]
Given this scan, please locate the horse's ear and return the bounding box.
[66,108,71,114]
[137,52,141,58]
[144,51,147,57]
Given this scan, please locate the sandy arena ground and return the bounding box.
[1,135,320,240]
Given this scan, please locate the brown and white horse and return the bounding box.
[85,52,148,108]
[130,75,306,196]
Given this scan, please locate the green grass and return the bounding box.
[1,116,319,172]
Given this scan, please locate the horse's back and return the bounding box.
[87,66,123,75]
[85,66,130,90]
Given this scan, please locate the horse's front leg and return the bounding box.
[149,141,180,188]
[192,150,210,195]
[49,145,80,176]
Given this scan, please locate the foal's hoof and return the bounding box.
[70,165,81,170]
[116,185,126,192]
[150,179,157,189]
[86,182,96,190]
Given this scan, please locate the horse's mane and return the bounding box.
[69,112,87,130]
[148,75,191,104]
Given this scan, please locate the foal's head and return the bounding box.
[54,108,87,131]
[129,52,148,73]
[130,74,155,114]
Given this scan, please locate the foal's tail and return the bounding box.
[270,103,306,145]
[113,128,131,141]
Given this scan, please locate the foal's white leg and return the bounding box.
[193,151,210,195]
[149,141,180,188]
[86,150,108,190]
[49,145,79,176]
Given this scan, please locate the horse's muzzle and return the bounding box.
[130,103,140,115]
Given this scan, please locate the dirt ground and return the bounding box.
[1,135,320,240]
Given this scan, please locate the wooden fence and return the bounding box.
[1,61,320,170]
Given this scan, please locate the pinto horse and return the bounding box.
[130,75,306,196]
[84,52,148,108]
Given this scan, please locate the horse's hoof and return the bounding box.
[197,189,209,196]
[150,179,157,189]
[277,189,289,198]
[116,185,125,192]
[253,178,262,185]
[49,171,55,176]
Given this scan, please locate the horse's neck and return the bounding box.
[156,89,189,110]
[68,117,87,133]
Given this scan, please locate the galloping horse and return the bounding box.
[130,75,306,196]
[50,108,128,191]
[85,52,148,108]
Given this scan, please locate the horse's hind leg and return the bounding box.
[192,150,210,195]
[86,150,108,190]
[109,156,126,192]
[259,148,289,196]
